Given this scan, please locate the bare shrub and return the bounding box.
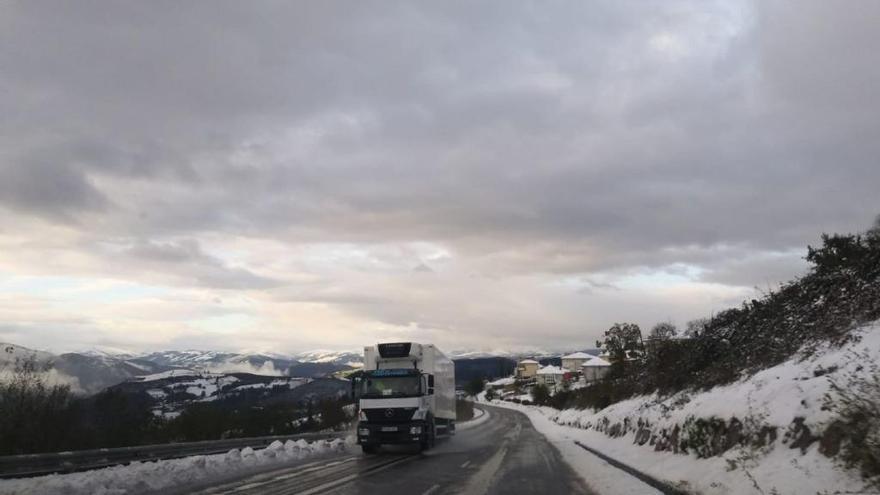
[0,354,73,455]
[823,350,880,488]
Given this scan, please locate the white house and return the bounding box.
[561,352,595,372]
[536,365,566,391]
[581,356,611,382]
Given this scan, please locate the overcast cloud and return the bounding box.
[1,1,878,354]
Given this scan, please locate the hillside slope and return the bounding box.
[491,229,880,493]
[531,320,880,494]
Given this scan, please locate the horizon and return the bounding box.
[2,2,879,354]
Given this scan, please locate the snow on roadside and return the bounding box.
[0,437,354,495]
[458,407,490,431]
[488,401,663,495]
[487,321,880,494]
[486,377,515,387]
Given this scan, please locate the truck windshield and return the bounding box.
[362,375,421,398]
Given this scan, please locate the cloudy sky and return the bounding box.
[1,1,878,355]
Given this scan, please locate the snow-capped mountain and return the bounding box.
[448,348,578,360]
[1,343,174,395]
[1,342,55,368]
[136,350,245,368]
[136,350,302,376]
[292,350,363,367]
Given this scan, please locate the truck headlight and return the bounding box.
[358,428,370,436]
[358,410,367,421]
[409,426,422,434]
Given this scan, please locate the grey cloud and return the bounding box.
[0,159,108,221]
[118,239,283,290]
[413,263,434,273]
[3,1,877,270]
[2,1,880,351]
[699,251,809,289]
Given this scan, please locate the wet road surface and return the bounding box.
[191,404,592,495]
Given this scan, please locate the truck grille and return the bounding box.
[362,407,417,423]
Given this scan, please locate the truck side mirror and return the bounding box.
[351,376,361,399]
[428,374,435,395]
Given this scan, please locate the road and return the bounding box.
[189,404,593,495]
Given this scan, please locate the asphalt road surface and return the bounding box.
[190,404,593,495]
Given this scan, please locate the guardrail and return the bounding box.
[0,431,349,479]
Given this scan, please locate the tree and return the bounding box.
[318,399,347,429]
[806,233,872,274]
[484,388,496,401]
[464,377,485,397]
[599,322,644,363]
[649,322,677,340]
[531,384,550,405]
[684,318,710,338]
[0,355,73,455]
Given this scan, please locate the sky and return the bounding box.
[1,1,878,355]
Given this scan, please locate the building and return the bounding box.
[581,356,611,382]
[561,352,595,372]
[515,359,539,380]
[536,365,567,392]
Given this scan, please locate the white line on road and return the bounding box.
[460,460,471,469]
[422,483,441,495]
[295,456,414,495]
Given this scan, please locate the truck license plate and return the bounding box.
[381,426,397,432]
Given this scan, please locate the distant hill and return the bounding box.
[110,371,314,417]
[453,357,517,386]
[292,350,363,367]
[1,343,176,394]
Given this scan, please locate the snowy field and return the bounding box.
[486,321,880,494]
[0,437,354,495]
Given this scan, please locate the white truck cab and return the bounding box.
[355,342,456,453]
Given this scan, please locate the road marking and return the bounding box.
[460,460,471,468]
[459,445,509,495]
[223,457,358,492]
[422,483,441,495]
[294,456,415,495]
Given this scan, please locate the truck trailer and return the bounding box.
[355,342,456,453]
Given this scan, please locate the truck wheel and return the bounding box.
[361,444,378,454]
[420,419,436,451]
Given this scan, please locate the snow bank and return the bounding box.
[488,401,663,494]
[488,322,880,494]
[0,437,354,495]
[486,377,515,387]
[458,407,490,431]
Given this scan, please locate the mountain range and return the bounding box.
[1,344,362,395]
[2,342,593,396]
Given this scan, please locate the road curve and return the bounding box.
[191,404,593,495]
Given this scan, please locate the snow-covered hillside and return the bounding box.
[292,350,363,367]
[119,371,312,418]
[490,320,880,494]
[1,343,173,394]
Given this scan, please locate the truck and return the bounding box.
[354,342,456,453]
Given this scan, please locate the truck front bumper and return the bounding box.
[357,421,426,445]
